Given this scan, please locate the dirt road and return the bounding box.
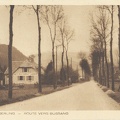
[0,80,120,110]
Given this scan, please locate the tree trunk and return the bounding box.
[104,41,109,88]
[110,6,115,91]
[82,68,83,78]
[99,57,102,84]
[66,50,69,86]
[61,44,65,86]
[55,46,58,79]
[61,52,64,70]
[8,5,14,99]
[52,42,56,89]
[36,6,42,93]
[101,47,106,85]
[98,52,102,84]
[118,6,120,70]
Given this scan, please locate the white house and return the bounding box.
[4,59,44,85]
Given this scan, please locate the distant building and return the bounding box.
[4,59,44,85]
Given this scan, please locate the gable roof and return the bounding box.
[19,60,45,72]
[4,59,45,75]
[19,60,38,69]
[4,61,23,74]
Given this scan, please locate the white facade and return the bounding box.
[5,67,38,84]
[4,60,42,85]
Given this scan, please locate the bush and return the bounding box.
[44,61,54,85]
[101,86,108,92]
[99,85,103,88]
[106,90,116,98]
[97,83,100,86]
[64,66,79,83]
[44,70,54,85]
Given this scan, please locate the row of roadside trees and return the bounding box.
[7,5,75,99]
[90,5,120,91]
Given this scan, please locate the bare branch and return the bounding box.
[32,5,37,13]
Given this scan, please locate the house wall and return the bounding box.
[5,67,39,85]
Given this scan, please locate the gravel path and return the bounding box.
[0,80,120,110]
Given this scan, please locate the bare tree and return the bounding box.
[64,28,74,86]
[58,18,66,85]
[110,6,115,91]
[91,49,101,82]
[8,5,14,99]
[98,6,110,87]
[90,16,105,83]
[32,5,42,93]
[105,5,115,90]
[41,6,64,89]
[58,18,74,85]
[90,6,110,86]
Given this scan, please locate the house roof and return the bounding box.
[4,59,45,74]
[4,61,23,74]
[19,60,38,68]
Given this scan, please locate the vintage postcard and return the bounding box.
[0,0,120,120]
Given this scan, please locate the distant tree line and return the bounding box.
[44,61,79,85]
[78,52,91,81]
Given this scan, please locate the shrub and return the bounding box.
[101,86,108,92]
[64,66,79,83]
[44,61,54,85]
[106,90,116,98]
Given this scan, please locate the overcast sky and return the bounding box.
[0,5,118,57]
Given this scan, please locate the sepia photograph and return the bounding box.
[0,0,120,119]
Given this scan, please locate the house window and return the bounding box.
[27,76,34,81]
[22,68,29,72]
[18,76,25,80]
